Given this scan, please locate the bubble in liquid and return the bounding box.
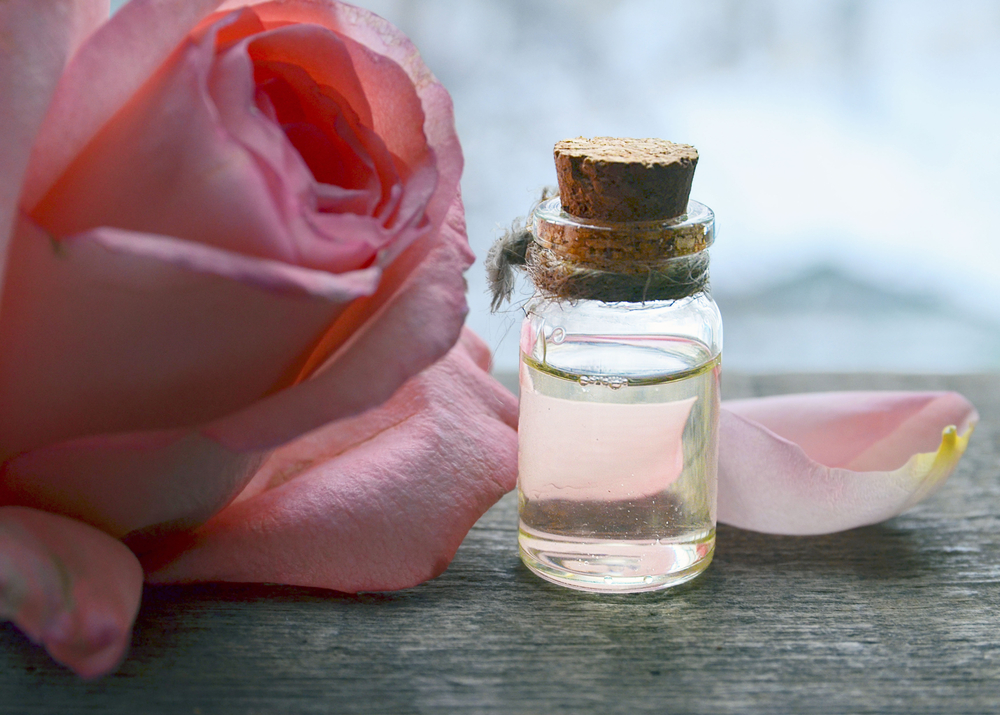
[550,327,565,344]
[643,576,654,584]
[604,576,613,584]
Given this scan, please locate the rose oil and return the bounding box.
[488,137,721,594]
[517,329,719,593]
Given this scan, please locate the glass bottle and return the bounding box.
[515,139,721,593]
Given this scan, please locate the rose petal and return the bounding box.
[0,203,472,547]
[142,329,518,592]
[205,194,475,452]
[208,18,428,269]
[20,0,227,211]
[718,392,978,535]
[1,428,264,539]
[35,9,433,276]
[34,17,304,265]
[0,507,143,678]
[228,328,502,506]
[0,218,371,458]
[0,0,108,284]
[212,0,463,249]
[723,391,976,471]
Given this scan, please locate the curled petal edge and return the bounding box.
[0,507,143,679]
[898,423,974,511]
[718,405,977,536]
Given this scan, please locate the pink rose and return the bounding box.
[0,0,517,678]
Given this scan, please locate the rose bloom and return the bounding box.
[0,0,517,678]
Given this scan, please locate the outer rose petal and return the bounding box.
[1,429,265,539]
[718,392,978,535]
[0,197,469,539]
[0,507,143,679]
[142,329,519,592]
[20,0,227,211]
[35,18,309,265]
[0,0,108,285]
[7,0,466,460]
[205,194,475,451]
[0,218,374,459]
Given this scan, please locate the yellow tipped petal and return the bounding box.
[719,392,978,535]
[898,423,975,512]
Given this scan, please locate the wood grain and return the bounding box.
[3,373,999,714]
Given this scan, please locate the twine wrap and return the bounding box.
[487,196,714,309]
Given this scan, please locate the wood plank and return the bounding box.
[3,373,999,714]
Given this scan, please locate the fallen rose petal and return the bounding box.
[718,391,978,535]
[0,506,143,678]
[142,329,518,593]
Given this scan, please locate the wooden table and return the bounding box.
[3,373,999,714]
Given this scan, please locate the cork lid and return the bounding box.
[554,137,698,222]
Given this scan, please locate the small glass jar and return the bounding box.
[516,197,721,593]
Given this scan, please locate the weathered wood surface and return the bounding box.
[3,373,999,714]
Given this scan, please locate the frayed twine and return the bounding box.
[487,190,708,310]
[524,246,709,304]
[485,222,532,312]
[485,188,556,312]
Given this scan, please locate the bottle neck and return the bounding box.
[526,197,714,303]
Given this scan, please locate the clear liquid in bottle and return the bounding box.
[517,335,719,593]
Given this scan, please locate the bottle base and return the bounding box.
[518,525,715,594]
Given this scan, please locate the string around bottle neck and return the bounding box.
[487,193,713,310]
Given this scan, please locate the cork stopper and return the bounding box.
[554,137,698,222]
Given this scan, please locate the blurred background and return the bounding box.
[111,0,1000,373]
